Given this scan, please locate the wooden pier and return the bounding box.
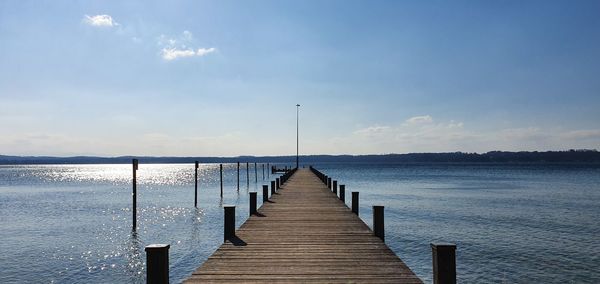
[184,168,423,283]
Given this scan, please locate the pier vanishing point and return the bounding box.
[184,168,424,283]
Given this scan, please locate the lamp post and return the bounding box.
[296,104,300,169]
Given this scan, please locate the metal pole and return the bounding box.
[194,161,199,207]
[254,162,258,183]
[220,164,223,197]
[132,159,138,231]
[296,104,300,169]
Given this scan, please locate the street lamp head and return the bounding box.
[296,104,300,107]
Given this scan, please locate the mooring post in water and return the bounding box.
[340,185,345,203]
[194,161,199,208]
[431,243,457,284]
[224,205,235,241]
[267,163,270,178]
[263,185,269,202]
[132,158,138,231]
[246,162,249,186]
[262,163,265,180]
[219,164,223,197]
[352,192,359,215]
[145,244,169,284]
[249,192,257,216]
[373,205,384,241]
[254,162,258,183]
[333,180,338,195]
[237,162,240,190]
[271,180,276,195]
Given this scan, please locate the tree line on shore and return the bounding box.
[1,150,599,164]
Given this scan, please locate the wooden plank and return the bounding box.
[183,169,422,283]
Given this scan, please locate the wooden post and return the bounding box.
[267,163,270,178]
[276,178,280,190]
[145,244,169,284]
[271,181,276,195]
[373,205,384,241]
[352,192,359,215]
[237,162,240,190]
[333,180,338,195]
[254,162,258,183]
[132,159,138,231]
[339,185,345,203]
[431,243,457,284]
[246,162,249,186]
[224,205,235,241]
[262,163,265,180]
[194,161,199,208]
[263,185,269,202]
[249,192,257,216]
[327,177,332,189]
[219,164,223,197]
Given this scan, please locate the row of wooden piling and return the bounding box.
[309,166,457,284]
[132,159,277,231]
[144,167,296,284]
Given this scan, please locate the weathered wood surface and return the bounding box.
[185,169,422,283]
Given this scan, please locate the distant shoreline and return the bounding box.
[1,150,599,165]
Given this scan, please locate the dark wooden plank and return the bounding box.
[183,169,422,283]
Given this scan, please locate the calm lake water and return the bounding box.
[0,163,599,283]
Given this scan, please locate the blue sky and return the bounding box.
[1,1,599,156]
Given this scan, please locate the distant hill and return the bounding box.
[1,150,599,164]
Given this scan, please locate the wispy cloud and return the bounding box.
[161,47,216,61]
[83,14,119,27]
[158,31,216,61]
[405,115,433,124]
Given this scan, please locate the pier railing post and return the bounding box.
[373,205,384,241]
[249,192,257,216]
[194,161,199,207]
[246,162,249,186]
[145,244,170,284]
[132,159,138,231]
[276,178,280,190]
[271,181,276,195]
[340,185,345,203]
[224,205,236,241]
[237,162,240,190]
[333,180,338,195]
[263,185,269,202]
[327,177,332,189]
[254,162,258,183]
[431,243,457,284]
[352,192,359,215]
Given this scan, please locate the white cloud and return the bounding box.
[405,115,433,124]
[353,125,391,137]
[196,47,217,56]
[561,129,600,139]
[83,14,119,27]
[161,47,216,60]
[158,31,216,61]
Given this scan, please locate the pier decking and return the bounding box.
[184,168,422,283]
